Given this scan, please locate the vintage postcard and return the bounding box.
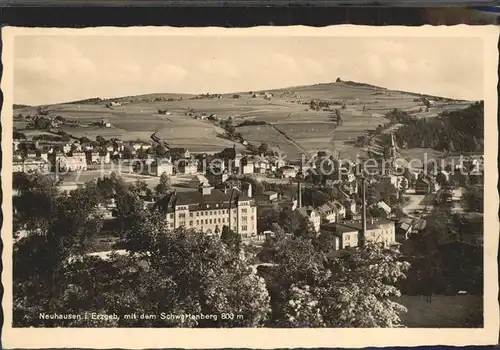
[1,25,499,348]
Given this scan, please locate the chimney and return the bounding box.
[297,182,302,208]
[246,182,252,198]
[360,177,367,248]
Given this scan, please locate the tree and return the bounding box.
[335,109,343,126]
[155,172,171,196]
[136,147,147,160]
[13,179,105,325]
[154,144,168,157]
[220,226,242,254]
[258,143,269,155]
[123,226,271,327]
[257,207,280,233]
[260,235,410,327]
[96,135,106,145]
[463,185,483,212]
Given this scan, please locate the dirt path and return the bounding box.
[267,123,310,158]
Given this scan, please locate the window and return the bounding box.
[241,216,248,222]
[223,218,226,223]
[242,208,248,214]
[218,218,221,223]
[196,212,199,216]
[209,219,212,224]
[179,213,186,219]
[205,219,208,224]
[189,221,193,226]
[189,213,194,217]
[196,220,199,225]
[344,235,350,241]
[216,204,219,208]
[169,214,174,219]
[241,225,247,231]
[201,211,204,216]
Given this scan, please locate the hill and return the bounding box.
[13,80,477,159]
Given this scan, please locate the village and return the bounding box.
[12,122,484,258]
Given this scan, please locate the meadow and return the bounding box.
[14,81,471,160]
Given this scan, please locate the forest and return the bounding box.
[389,102,484,153]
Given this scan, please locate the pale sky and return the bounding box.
[14,35,484,105]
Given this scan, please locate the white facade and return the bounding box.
[165,188,258,237]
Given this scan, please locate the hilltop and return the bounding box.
[13,80,476,160]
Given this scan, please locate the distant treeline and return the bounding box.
[389,101,484,153]
[237,120,268,127]
[13,104,31,109]
[66,97,103,105]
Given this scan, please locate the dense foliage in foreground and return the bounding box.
[13,173,409,328]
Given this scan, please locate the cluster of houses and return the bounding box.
[12,138,159,174]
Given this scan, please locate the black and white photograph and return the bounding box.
[2,25,498,348]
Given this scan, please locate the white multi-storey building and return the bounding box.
[161,184,257,237]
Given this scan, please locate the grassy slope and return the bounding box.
[14,81,475,159]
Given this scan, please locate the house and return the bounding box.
[159,184,257,237]
[12,158,50,174]
[294,206,321,233]
[239,157,255,174]
[180,158,199,175]
[330,200,346,220]
[110,101,121,107]
[253,191,297,212]
[149,158,174,176]
[255,191,279,202]
[376,200,392,216]
[317,200,346,224]
[322,219,397,250]
[396,217,413,242]
[52,152,88,172]
[317,202,337,224]
[278,166,298,179]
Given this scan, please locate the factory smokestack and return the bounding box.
[360,177,367,248]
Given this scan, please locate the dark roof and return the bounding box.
[338,219,394,231]
[262,191,278,196]
[159,188,253,211]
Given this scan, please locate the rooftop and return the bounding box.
[161,188,253,209]
[338,218,394,231]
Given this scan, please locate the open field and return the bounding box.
[397,295,482,328]
[15,81,474,160]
